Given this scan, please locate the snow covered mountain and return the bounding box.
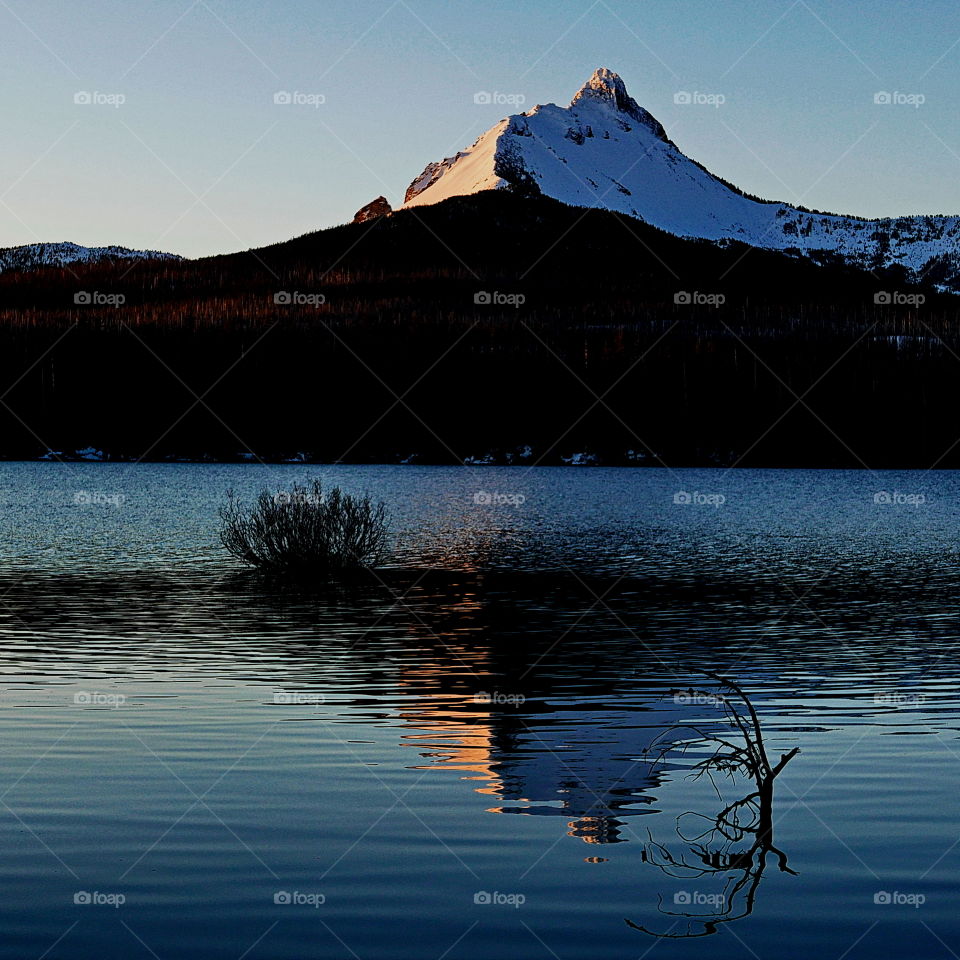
[404,67,960,287]
[0,242,180,275]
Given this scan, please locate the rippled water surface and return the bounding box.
[0,464,958,959]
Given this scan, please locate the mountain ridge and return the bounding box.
[0,241,181,275]
[0,190,947,467]
[402,68,960,289]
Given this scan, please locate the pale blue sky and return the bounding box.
[2,0,959,257]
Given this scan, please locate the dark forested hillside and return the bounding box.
[0,191,955,466]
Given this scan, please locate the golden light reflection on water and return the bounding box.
[387,567,684,847]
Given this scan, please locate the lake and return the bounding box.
[0,463,956,959]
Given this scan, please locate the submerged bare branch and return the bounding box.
[629,675,800,939]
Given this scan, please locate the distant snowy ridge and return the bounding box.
[0,242,181,274]
[404,67,960,287]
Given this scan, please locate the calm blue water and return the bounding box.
[0,463,957,958]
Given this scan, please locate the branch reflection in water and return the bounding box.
[628,674,800,938]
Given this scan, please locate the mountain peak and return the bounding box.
[571,67,630,108]
[569,67,669,142]
[398,67,960,290]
